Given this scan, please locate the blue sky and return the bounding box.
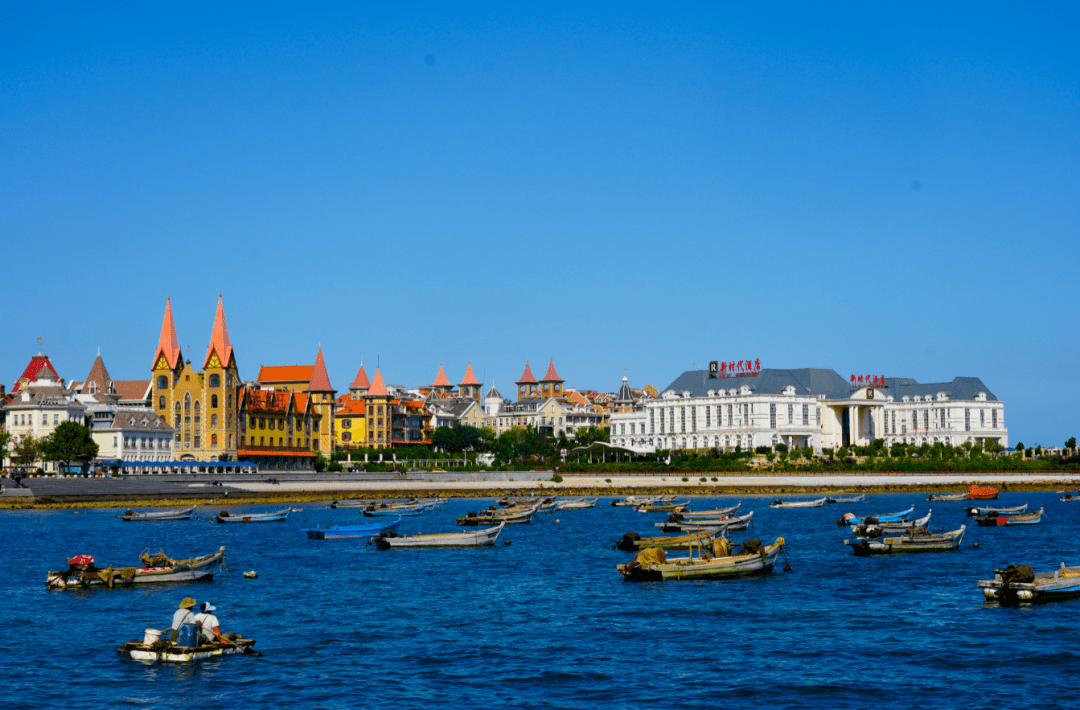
[1,3,1077,446]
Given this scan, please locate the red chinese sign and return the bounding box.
[709,358,761,378]
[850,374,886,388]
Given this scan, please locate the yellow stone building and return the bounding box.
[255,347,337,454]
[151,296,240,461]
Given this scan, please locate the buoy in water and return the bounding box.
[972,542,980,549]
[244,571,258,579]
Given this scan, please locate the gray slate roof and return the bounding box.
[663,368,998,403]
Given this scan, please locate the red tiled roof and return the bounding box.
[459,362,481,386]
[540,359,562,382]
[242,388,292,414]
[367,367,389,397]
[236,449,315,458]
[204,295,234,369]
[432,364,451,387]
[516,361,538,384]
[309,346,334,392]
[258,365,314,383]
[293,391,309,413]
[336,399,367,416]
[13,354,59,391]
[113,380,150,401]
[350,364,370,389]
[154,297,182,370]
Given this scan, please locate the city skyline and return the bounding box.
[3,4,1077,447]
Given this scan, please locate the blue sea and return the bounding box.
[2,493,1079,710]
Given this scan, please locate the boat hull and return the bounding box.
[377,523,504,548]
[849,527,964,555]
[215,510,290,523]
[119,638,256,663]
[768,498,826,509]
[46,547,226,589]
[618,541,783,581]
[304,518,401,540]
[979,565,1080,603]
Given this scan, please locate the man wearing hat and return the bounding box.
[194,602,234,643]
[171,597,197,637]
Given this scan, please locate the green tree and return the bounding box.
[40,422,98,474]
[0,430,11,467]
[1066,437,1076,449]
[313,453,327,472]
[12,435,42,468]
[1015,442,1025,451]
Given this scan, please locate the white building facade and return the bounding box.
[610,368,1007,453]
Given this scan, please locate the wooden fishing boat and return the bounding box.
[927,492,967,501]
[850,510,932,537]
[965,503,1028,517]
[1060,493,1080,502]
[456,502,540,526]
[362,501,434,516]
[118,634,258,663]
[615,529,724,552]
[847,526,965,555]
[826,495,866,504]
[836,506,914,526]
[610,495,673,507]
[677,503,741,519]
[975,507,1044,527]
[966,485,999,500]
[214,509,290,523]
[617,537,786,581]
[46,547,226,589]
[375,522,505,549]
[655,511,754,533]
[303,518,402,540]
[979,563,1080,603]
[555,498,598,510]
[635,500,691,513]
[768,497,826,509]
[329,499,374,509]
[116,506,197,521]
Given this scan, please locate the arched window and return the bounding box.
[158,396,166,409]
[184,393,191,411]
[211,394,218,408]
[157,376,168,389]
[209,374,220,388]
[211,414,218,428]
[211,433,218,448]
[194,401,200,412]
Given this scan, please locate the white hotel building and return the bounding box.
[609,367,1007,453]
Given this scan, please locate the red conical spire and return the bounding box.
[350,364,370,389]
[204,295,234,368]
[432,363,452,388]
[459,362,481,386]
[540,359,562,383]
[516,360,538,384]
[367,367,389,397]
[309,346,334,392]
[153,297,181,369]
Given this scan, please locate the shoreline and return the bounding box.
[4,472,1079,509]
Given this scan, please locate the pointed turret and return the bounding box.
[350,364,370,394]
[367,367,389,397]
[309,346,334,392]
[204,295,234,369]
[432,363,452,389]
[84,354,115,397]
[459,362,482,402]
[484,381,503,417]
[539,358,564,398]
[516,361,538,385]
[153,297,182,370]
[459,362,481,387]
[517,360,539,401]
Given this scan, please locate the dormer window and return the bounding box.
[976,392,987,402]
[937,393,948,402]
[783,385,796,396]
[902,396,910,403]
[88,383,97,394]
[706,390,715,397]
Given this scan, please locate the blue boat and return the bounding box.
[836,506,914,526]
[303,517,402,540]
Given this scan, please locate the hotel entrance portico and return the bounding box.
[823,387,887,449]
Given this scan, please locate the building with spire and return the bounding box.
[539,359,564,399]
[458,363,482,402]
[255,346,338,454]
[348,363,370,398]
[152,296,241,462]
[431,364,454,397]
[365,367,392,447]
[2,351,90,472]
[515,361,539,400]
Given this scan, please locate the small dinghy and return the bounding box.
[617,537,786,581]
[610,495,674,507]
[330,499,373,509]
[456,502,540,526]
[927,492,967,501]
[214,509,290,523]
[303,517,402,540]
[847,526,965,555]
[656,511,754,533]
[118,628,259,663]
[769,497,826,509]
[375,522,505,549]
[615,529,723,552]
[966,485,999,500]
[850,510,932,537]
[47,547,226,589]
[979,562,1080,603]
[635,500,691,513]
[965,503,1028,517]
[836,506,914,526]
[826,494,866,504]
[975,507,1044,527]
[676,503,741,519]
[363,501,434,517]
[117,506,196,522]
[554,498,598,510]
[1060,493,1080,502]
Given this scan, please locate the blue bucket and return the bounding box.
[176,624,199,648]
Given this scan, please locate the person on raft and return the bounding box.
[194,602,235,642]
[171,597,197,634]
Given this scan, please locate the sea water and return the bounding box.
[1,493,1078,709]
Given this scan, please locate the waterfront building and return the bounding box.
[485,361,604,438]
[334,397,367,449]
[2,352,88,472]
[255,347,337,454]
[430,364,454,397]
[347,364,370,398]
[236,387,318,471]
[151,296,241,462]
[363,367,393,447]
[458,362,482,402]
[609,367,1008,453]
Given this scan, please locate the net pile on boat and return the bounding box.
[1001,564,1035,585]
[140,551,175,567]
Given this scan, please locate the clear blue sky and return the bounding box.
[1,3,1077,447]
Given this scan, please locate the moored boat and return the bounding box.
[46,547,226,589]
[826,494,866,504]
[966,485,999,500]
[676,503,741,519]
[303,518,402,539]
[610,495,674,507]
[1060,493,1080,502]
[965,503,1028,517]
[847,525,965,555]
[927,492,967,501]
[979,563,1080,603]
[375,522,505,548]
[214,509,290,523]
[363,501,435,516]
[456,502,540,526]
[656,511,754,533]
[555,498,598,510]
[975,507,1044,527]
[117,506,197,521]
[769,497,826,509]
[836,506,914,526]
[635,500,691,513]
[329,499,374,509]
[617,537,786,581]
[850,510,931,537]
[615,529,724,552]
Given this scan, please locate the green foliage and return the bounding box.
[41,422,98,472]
[837,446,849,458]
[681,477,688,482]
[313,454,327,472]
[574,426,610,446]
[0,430,11,461]
[431,425,486,453]
[550,474,563,483]
[754,446,770,454]
[775,443,788,454]
[1015,442,1024,451]
[12,435,42,467]
[1067,437,1077,449]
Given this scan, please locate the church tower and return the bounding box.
[539,359,564,399]
[203,295,240,458]
[458,362,482,402]
[516,361,539,401]
[308,346,336,454]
